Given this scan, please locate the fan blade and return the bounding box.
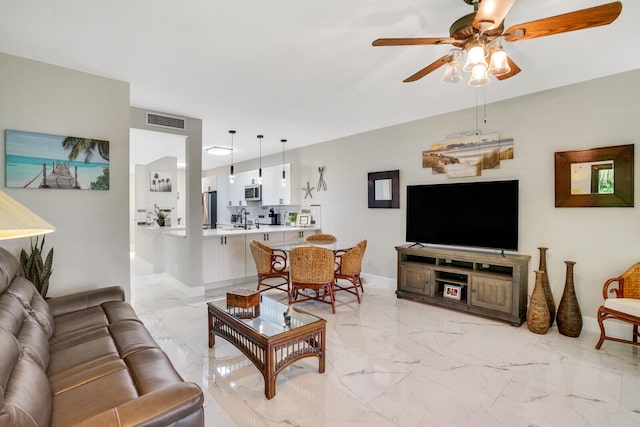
[473,0,516,33]
[403,55,451,83]
[504,1,622,42]
[372,38,454,46]
[495,57,521,81]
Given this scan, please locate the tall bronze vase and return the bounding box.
[537,247,556,326]
[527,270,550,334]
[557,261,582,337]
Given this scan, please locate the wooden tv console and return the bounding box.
[396,246,530,326]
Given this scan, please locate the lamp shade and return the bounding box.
[441,51,462,84]
[468,63,490,86]
[488,43,511,76]
[463,45,487,72]
[0,191,55,240]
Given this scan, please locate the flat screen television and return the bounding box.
[406,180,519,251]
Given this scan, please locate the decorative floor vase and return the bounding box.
[557,261,583,337]
[538,247,556,327]
[527,270,550,334]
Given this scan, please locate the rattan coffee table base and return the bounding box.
[207,302,326,399]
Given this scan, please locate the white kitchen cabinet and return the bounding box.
[283,229,316,243]
[201,176,216,193]
[244,231,285,276]
[262,163,293,206]
[202,234,246,283]
[221,171,256,207]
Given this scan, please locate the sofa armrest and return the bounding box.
[73,382,204,427]
[47,286,125,317]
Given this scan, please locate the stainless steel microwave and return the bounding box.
[244,184,261,201]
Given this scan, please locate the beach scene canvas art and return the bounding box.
[5,130,109,190]
[422,133,514,178]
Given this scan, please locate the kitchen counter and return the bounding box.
[203,224,320,238]
[161,224,320,238]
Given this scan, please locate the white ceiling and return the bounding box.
[2,1,638,171]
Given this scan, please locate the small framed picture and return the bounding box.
[297,214,311,227]
[443,284,462,300]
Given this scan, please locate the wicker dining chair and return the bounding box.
[289,246,336,314]
[334,240,367,304]
[249,240,289,294]
[595,262,640,349]
[305,233,337,244]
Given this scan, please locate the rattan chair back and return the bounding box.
[305,233,337,244]
[618,262,640,300]
[596,261,640,349]
[336,240,367,276]
[249,240,275,274]
[290,246,335,284]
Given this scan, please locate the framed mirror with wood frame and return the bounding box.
[368,170,399,208]
[555,144,634,207]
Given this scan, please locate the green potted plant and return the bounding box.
[19,236,54,298]
[150,204,170,226]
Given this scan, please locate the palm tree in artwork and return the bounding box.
[62,137,109,163]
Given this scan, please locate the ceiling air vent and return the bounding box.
[146,112,186,130]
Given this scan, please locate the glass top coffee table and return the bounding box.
[207,294,326,399]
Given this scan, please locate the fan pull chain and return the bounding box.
[483,85,487,125]
[475,87,480,135]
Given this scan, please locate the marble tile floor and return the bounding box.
[129,258,640,427]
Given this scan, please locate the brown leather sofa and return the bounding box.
[0,247,204,426]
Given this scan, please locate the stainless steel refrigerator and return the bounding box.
[202,191,217,229]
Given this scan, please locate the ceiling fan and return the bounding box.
[372,0,622,85]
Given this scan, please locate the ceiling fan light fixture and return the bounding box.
[468,63,490,86]
[463,44,487,72]
[441,50,463,84]
[488,43,510,76]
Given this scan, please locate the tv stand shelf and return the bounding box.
[396,246,530,326]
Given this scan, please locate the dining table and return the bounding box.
[267,239,355,253]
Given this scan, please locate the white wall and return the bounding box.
[130,108,203,289]
[0,52,131,297]
[141,156,178,224]
[209,69,640,322]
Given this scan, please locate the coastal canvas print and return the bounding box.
[422,133,514,178]
[5,129,110,190]
[150,171,172,192]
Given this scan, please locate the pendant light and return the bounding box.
[257,134,263,184]
[228,130,236,183]
[281,139,287,187]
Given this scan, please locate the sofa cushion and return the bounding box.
[0,327,51,427]
[102,300,141,323]
[50,358,127,396]
[109,319,159,358]
[604,297,640,317]
[50,368,139,427]
[125,348,185,394]
[52,305,109,339]
[18,317,50,369]
[47,334,119,376]
[0,247,19,294]
[0,293,27,335]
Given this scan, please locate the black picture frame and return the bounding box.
[368,170,399,208]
